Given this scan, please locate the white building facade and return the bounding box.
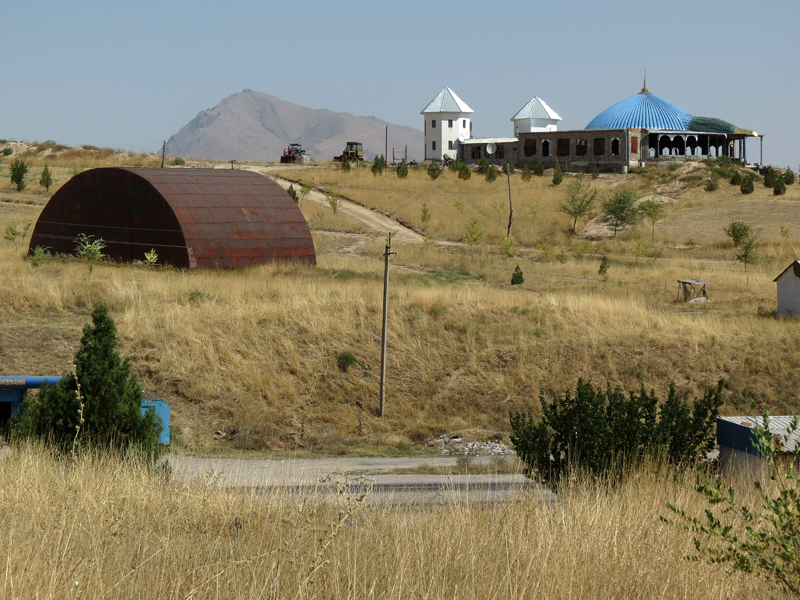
[420,87,473,161]
[511,96,561,135]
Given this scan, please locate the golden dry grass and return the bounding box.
[2,156,800,451]
[0,445,774,599]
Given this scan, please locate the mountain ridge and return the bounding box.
[166,89,423,162]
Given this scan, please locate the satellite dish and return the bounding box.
[458,132,466,143]
[485,142,497,155]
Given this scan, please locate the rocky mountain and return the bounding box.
[166,89,423,162]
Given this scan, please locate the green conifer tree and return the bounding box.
[552,158,563,186]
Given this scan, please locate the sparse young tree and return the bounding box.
[420,202,431,225]
[13,303,162,454]
[453,199,465,221]
[638,199,667,242]
[3,222,31,252]
[300,184,312,204]
[427,160,441,180]
[490,200,505,224]
[552,158,563,186]
[39,165,53,192]
[735,229,760,278]
[724,221,753,248]
[521,165,532,182]
[287,184,299,203]
[601,188,638,236]
[326,192,341,214]
[558,178,599,233]
[75,233,106,276]
[341,155,351,173]
[632,239,652,264]
[463,218,486,261]
[9,159,28,191]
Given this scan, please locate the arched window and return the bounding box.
[611,139,620,156]
[542,140,550,157]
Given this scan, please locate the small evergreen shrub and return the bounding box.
[730,171,743,186]
[457,162,471,180]
[13,304,162,454]
[763,166,777,188]
[371,155,386,176]
[704,175,719,192]
[287,184,299,203]
[39,165,53,192]
[592,165,599,179]
[784,168,795,185]
[502,159,515,175]
[336,350,364,372]
[172,157,186,166]
[447,160,462,173]
[341,156,351,173]
[598,256,609,275]
[396,160,409,178]
[552,158,563,186]
[520,165,532,182]
[2,147,12,156]
[485,165,498,183]
[774,177,786,196]
[533,161,544,177]
[427,160,441,180]
[477,157,490,175]
[741,176,755,195]
[9,160,28,191]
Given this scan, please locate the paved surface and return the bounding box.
[168,455,556,505]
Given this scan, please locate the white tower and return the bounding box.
[420,87,473,161]
[511,97,561,136]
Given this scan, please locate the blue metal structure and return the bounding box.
[0,376,170,444]
[586,90,692,131]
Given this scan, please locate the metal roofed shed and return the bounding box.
[29,168,316,269]
[773,260,800,317]
[717,415,800,480]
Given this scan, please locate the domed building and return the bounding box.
[444,78,757,171]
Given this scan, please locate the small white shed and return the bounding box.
[773,260,800,317]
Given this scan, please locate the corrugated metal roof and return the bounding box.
[719,416,800,453]
[511,97,561,122]
[586,91,692,131]
[29,167,316,269]
[420,87,473,114]
[459,137,518,145]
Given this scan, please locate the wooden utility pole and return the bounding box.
[379,233,396,417]
[385,126,388,164]
[506,169,514,237]
[160,140,166,168]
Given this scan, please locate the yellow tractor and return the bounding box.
[334,141,363,162]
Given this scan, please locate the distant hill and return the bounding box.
[166,89,423,162]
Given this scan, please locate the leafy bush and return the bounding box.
[763,166,778,188]
[287,184,299,203]
[13,304,162,454]
[477,157,490,175]
[667,162,680,171]
[29,245,50,267]
[9,159,28,191]
[447,160,462,173]
[172,157,186,166]
[775,177,787,196]
[396,160,409,178]
[665,414,800,597]
[457,162,471,180]
[485,165,498,183]
[427,160,441,180]
[2,147,12,156]
[533,161,544,177]
[510,379,723,487]
[75,233,106,275]
[705,174,719,192]
[521,165,532,182]
[724,221,753,247]
[741,176,755,195]
[715,155,733,167]
[336,350,365,372]
[784,168,795,185]
[730,171,743,186]
[592,165,599,179]
[552,158,563,186]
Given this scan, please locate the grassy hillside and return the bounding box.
[1,147,799,453]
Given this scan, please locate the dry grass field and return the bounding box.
[1,144,800,453]
[0,445,775,599]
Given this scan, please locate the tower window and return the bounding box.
[431,119,437,129]
[448,120,453,128]
[432,141,437,151]
[448,141,453,150]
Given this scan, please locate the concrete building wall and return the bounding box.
[776,269,800,317]
[424,113,471,161]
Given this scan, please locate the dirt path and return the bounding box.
[241,166,424,245]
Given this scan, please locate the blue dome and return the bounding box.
[586,91,692,130]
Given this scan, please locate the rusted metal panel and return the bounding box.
[29,167,316,269]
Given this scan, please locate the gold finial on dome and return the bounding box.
[640,69,649,94]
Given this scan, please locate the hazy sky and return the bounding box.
[3,0,798,167]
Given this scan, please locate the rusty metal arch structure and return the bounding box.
[29,168,316,269]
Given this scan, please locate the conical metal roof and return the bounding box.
[586,89,691,131]
[420,87,473,114]
[511,97,561,122]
